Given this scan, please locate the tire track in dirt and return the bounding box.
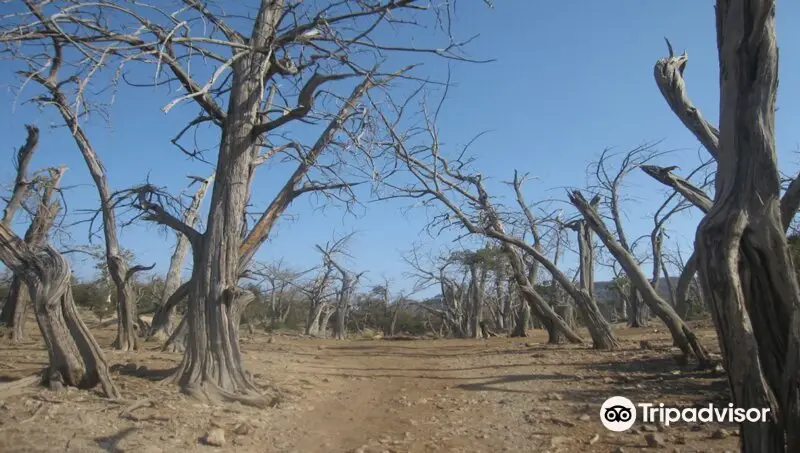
[271,340,555,453]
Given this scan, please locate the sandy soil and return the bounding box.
[0,317,741,453]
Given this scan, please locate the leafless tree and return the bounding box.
[651,2,800,449]
[1,125,41,339]
[0,164,118,397]
[568,190,711,365]
[587,145,671,326]
[1,0,486,404]
[316,234,363,340]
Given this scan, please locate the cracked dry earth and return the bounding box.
[0,318,742,453]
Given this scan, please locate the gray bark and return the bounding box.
[692,2,799,450]
[0,125,40,336]
[1,169,62,341]
[0,172,118,397]
[148,174,213,341]
[570,191,710,364]
[1,125,38,226]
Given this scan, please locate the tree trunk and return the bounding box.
[163,315,188,353]
[501,242,583,344]
[44,80,139,352]
[468,264,486,339]
[149,281,190,342]
[319,307,334,337]
[389,305,400,337]
[0,124,40,338]
[1,278,28,341]
[676,252,698,320]
[0,203,118,397]
[333,307,346,340]
[305,302,325,336]
[511,301,530,337]
[693,2,799,450]
[570,191,710,365]
[628,288,648,327]
[148,175,213,341]
[164,4,284,407]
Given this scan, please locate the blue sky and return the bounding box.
[2,1,799,297]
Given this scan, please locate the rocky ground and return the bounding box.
[0,317,742,452]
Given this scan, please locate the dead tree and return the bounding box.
[1,168,67,341]
[509,173,619,349]
[301,264,335,337]
[569,190,710,365]
[1,125,40,338]
[9,54,151,351]
[0,167,118,397]
[148,174,214,341]
[588,146,670,327]
[641,164,714,320]
[651,3,800,449]
[2,0,484,405]
[316,235,364,340]
[379,107,584,345]
[403,248,471,337]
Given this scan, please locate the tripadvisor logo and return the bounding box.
[599,396,771,432]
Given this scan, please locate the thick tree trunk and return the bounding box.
[165,4,284,406]
[333,307,346,340]
[628,288,648,328]
[693,2,799,450]
[511,301,530,337]
[570,191,710,365]
[305,302,325,336]
[319,307,334,336]
[0,210,118,397]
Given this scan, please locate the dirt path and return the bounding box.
[0,321,741,452]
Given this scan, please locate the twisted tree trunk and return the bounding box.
[0,177,118,397]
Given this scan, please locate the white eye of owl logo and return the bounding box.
[600,396,637,431]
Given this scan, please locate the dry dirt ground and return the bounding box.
[0,316,742,453]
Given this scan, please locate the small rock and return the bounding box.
[612,447,626,453]
[578,414,591,421]
[645,433,667,448]
[711,428,730,439]
[674,434,686,444]
[588,434,600,445]
[642,424,659,432]
[603,377,616,384]
[203,428,226,447]
[233,423,251,435]
[546,393,563,401]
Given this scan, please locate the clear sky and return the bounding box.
[2,1,799,296]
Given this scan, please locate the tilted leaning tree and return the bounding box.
[0,0,485,405]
